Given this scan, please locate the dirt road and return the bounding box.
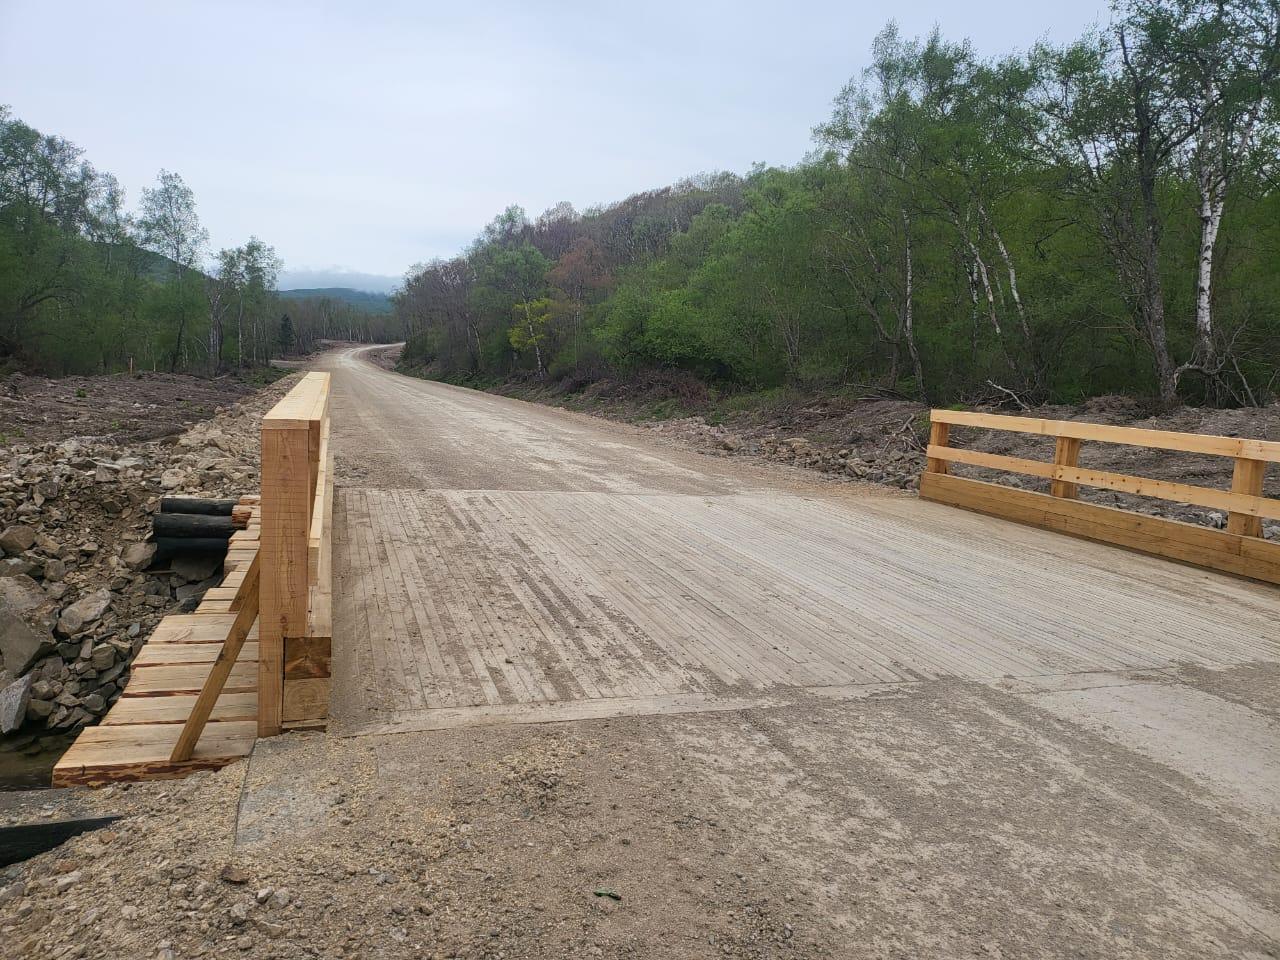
[3,344,1277,960]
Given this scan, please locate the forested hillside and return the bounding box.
[280,288,393,313]
[397,2,1280,408]
[0,108,401,375]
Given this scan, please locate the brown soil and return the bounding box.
[1,666,1276,959]
[0,370,282,447]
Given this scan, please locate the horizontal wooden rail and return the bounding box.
[920,409,1280,585]
[928,409,1280,463]
[926,445,1280,521]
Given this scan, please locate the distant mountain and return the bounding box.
[278,268,400,294]
[278,288,393,313]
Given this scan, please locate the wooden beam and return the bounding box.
[170,554,260,761]
[929,408,1280,463]
[926,444,1280,521]
[259,423,312,737]
[282,678,329,723]
[1226,458,1266,538]
[284,635,330,680]
[52,721,257,787]
[258,372,330,738]
[926,421,950,475]
[919,471,1280,585]
[1050,437,1082,499]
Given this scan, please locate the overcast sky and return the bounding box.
[1,1,1106,291]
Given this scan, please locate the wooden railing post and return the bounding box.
[1226,457,1265,538]
[259,418,313,737]
[926,419,950,475]
[1050,437,1082,499]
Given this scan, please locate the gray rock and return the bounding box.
[172,554,221,583]
[89,643,116,671]
[53,870,82,893]
[30,679,56,699]
[0,674,32,733]
[0,575,47,614]
[0,558,36,578]
[57,588,113,636]
[0,611,55,676]
[41,559,66,582]
[81,692,106,714]
[160,469,184,491]
[121,542,157,572]
[0,525,35,556]
[25,697,53,720]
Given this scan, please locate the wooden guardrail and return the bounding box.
[919,409,1280,585]
[259,371,333,736]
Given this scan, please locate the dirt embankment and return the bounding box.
[0,371,279,447]
[469,374,1280,538]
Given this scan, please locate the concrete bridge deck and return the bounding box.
[320,346,1278,738]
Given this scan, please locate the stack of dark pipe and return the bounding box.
[152,497,251,559]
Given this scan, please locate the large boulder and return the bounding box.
[56,588,113,636]
[0,558,36,578]
[121,541,157,572]
[0,673,32,733]
[0,611,54,677]
[0,575,47,614]
[0,525,36,556]
[172,554,220,583]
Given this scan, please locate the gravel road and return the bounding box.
[1,345,1275,960]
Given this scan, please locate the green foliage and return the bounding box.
[0,108,401,376]
[395,5,1280,407]
[279,288,393,313]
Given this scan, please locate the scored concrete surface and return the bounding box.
[319,345,1277,737]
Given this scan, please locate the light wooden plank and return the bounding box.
[930,408,1280,463]
[122,661,258,696]
[919,471,1280,585]
[133,641,259,667]
[260,420,312,737]
[52,721,256,786]
[171,554,262,762]
[927,444,1280,521]
[195,599,234,614]
[1227,458,1266,538]
[102,691,257,725]
[150,615,259,644]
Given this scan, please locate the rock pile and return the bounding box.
[0,374,298,740]
[644,417,926,490]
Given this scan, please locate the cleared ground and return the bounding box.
[3,345,1276,959]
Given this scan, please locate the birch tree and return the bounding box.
[1160,0,1280,396]
[139,170,207,370]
